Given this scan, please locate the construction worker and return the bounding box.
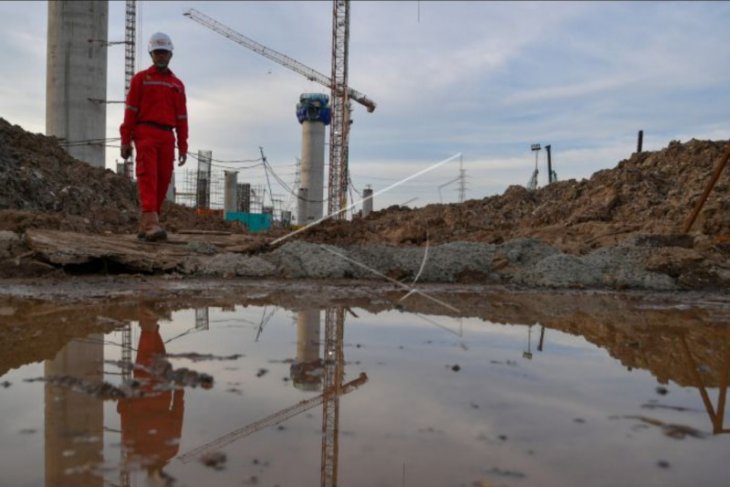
[120,32,188,242]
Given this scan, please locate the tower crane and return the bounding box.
[183,8,375,114]
[183,2,373,219]
[327,0,350,219]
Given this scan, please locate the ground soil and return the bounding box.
[1,116,729,284]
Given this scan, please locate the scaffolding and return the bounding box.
[174,167,267,214]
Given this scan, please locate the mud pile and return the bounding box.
[302,140,730,254]
[2,117,729,252]
[0,118,243,235]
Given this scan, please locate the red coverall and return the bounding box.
[117,324,184,471]
[120,65,188,213]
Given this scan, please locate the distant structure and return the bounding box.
[527,143,541,191]
[546,144,558,184]
[46,1,108,167]
[296,93,331,224]
[224,170,238,213]
[458,154,466,202]
[362,185,374,217]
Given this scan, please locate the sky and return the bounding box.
[2,0,730,214]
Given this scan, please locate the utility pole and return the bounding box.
[457,154,466,203]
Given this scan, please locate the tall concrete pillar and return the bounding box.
[46,1,108,168]
[296,94,331,224]
[296,187,308,225]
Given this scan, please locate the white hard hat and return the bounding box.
[148,32,174,53]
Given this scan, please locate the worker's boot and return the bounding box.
[140,211,167,242]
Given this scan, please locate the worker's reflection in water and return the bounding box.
[117,307,183,483]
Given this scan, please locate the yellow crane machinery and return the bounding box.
[184,1,373,219]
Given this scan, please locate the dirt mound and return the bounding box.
[1,117,728,255]
[300,139,730,253]
[0,118,244,235]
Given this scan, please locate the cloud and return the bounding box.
[3,0,730,210]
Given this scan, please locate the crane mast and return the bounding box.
[121,0,135,379]
[321,307,346,486]
[124,0,136,96]
[328,0,351,219]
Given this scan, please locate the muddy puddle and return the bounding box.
[0,283,729,487]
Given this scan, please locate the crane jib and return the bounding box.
[183,8,376,113]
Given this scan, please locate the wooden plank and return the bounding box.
[25,229,187,272]
[24,229,273,273]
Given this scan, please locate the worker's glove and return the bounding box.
[120,144,132,160]
[178,153,187,167]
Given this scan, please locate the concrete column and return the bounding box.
[224,171,238,213]
[46,1,108,168]
[297,187,308,225]
[167,174,176,203]
[297,94,330,223]
[362,186,374,217]
[300,121,325,223]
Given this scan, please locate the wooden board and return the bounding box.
[25,229,272,273]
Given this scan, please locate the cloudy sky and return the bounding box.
[3,1,730,213]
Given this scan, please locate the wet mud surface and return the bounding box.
[1,280,729,487]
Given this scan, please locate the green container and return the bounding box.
[224,211,272,233]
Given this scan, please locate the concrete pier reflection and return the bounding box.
[44,336,104,487]
[291,309,323,391]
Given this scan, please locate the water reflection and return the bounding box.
[0,289,729,486]
[178,306,367,487]
[291,309,323,390]
[675,327,730,434]
[117,306,184,483]
[44,334,103,487]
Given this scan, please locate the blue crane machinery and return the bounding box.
[184,3,376,220]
